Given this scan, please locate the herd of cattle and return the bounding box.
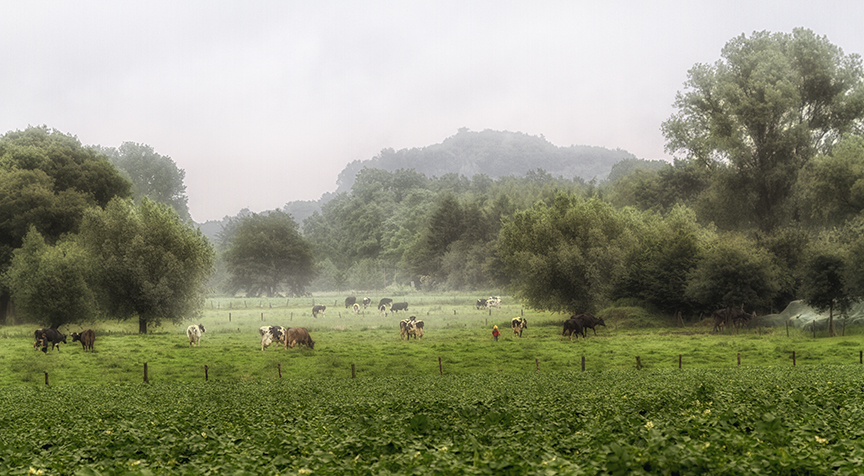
[29,297,752,353]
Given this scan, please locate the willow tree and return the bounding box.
[663,28,864,232]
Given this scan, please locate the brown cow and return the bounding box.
[286,327,315,349]
[71,329,96,351]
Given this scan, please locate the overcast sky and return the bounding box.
[2,1,862,222]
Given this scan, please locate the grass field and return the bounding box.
[2,293,864,386]
[3,294,864,474]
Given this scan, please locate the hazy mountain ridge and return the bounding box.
[336,129,636,193]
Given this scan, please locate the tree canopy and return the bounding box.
[78,198,214,333]
[223,211,315,297]
[662,28,864,232]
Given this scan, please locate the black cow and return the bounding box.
[572,314,605,336]
[378,298,393,309]
[475,298,488,310]
[362,297,372,309]
[391,302,409,313]
[312,305,326,318]
[345,296,357,308]
[71,329,96,351]
[39,328,67,353]
[561,318,584,341]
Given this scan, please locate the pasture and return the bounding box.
[3,294,864,474]
[1,293,863,386]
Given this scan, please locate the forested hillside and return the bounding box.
[335,128,636,194]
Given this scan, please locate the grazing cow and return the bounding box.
[572,314,605,336]
[71,329,96,351]
[312,305,326,318]
[345,296,357,308]
[39,328,67,353]
[475,298,488,310]
[378,298,393,309]
[391,302,409,313]
[379,304,389,317]
[186,324,205,346]
[486,296,502,309]
[352,303,361,314]
[286,327,315,349]
[561,318,585,341]
[405,317,424,340]
[362,297,372,309]
[259,325,288,351]
[511,317,528,337]
[399,319,410,339]
[33,328,47,349]
[713,308,754,333]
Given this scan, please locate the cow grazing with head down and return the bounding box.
[561,318,585,341]
[362,297,372,309]
[712,308,755,333]
[475,298,488,310]
[312,305,326,318]
[352,303,361,314]
[286,327,315,349]
[511,317,528,337]
[186,324,206,346]
[38,328,67,353]
[486,296,502,309]
[572,314,605,336]
[71,329,96,351]
[259,325,288,351]
[390,302,408,313]
[378,298,393,309]
[379,304,389,317]
[345,296,357,308]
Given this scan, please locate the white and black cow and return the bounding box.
[379,304,389,317]
[186,324,205,346]
[406,317,424,340]
[312,305,326,318]
[259,325,289,351]
[352,303,361,314]
[475,298,488,310]
[362,297,372,309]
[486,296,502,309]
[390,302,409,313]
[511,317,528,337]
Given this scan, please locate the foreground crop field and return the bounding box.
[2,367,864,475]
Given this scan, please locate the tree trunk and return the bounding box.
[139,317,148,334]
[829,302,835,337]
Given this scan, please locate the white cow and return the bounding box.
[486,296,502,309]
[352,303,361,314]
[259,325,288,351]
[187,324,205,346]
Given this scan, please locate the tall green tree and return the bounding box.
[799,247,850,337]
[663,28,864,232]
[685,233,781,312]
[796,136,864,227]
[93,142,191,221]
[0,126,131,323]
[78,198,214,334]
[223,211,315,297]
[4,228,94,328]
[498,194,639,314]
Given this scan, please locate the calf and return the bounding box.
[511,317,528,337]
[186,324,206,346]
[345,296,357,308]
[390,302,409,313]
[39,328,67,353]
[286,327,315,349]
[259,325,288,351]
[71,329,96,351]
[312,305,326,318]
[561,318,584,341]
[573,314,605,336]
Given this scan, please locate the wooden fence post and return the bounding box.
[792,351,796,366]
[679,354,682,369]
[204,365,209,381]
[636,356,642,370]
[229,313,231,322]
[438,357,443,376]
[581,355,585,371]
[535,358,539,372]
[278,363,282,379]
[786,321,789,337]
[44,371,49,386]
[737,353,741,366]
[144,363,149,383]
[860,350,862,365]
[351,363,356,379]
